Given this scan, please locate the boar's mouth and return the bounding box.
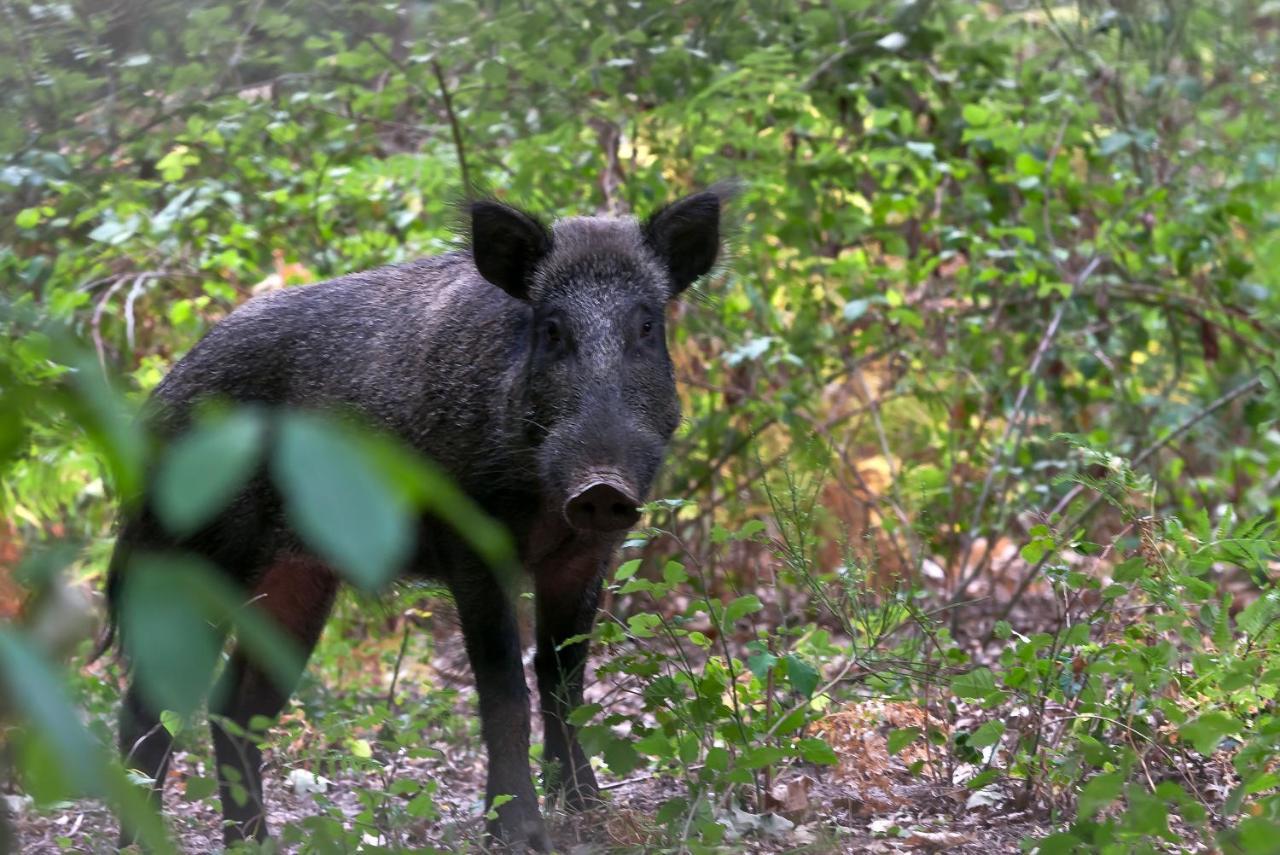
[563,472,641,533]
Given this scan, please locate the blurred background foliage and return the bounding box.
[3,0,1280,851]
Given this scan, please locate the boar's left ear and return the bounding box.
[643,190,723,297]
[470,200,552,301]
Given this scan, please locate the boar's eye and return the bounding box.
[640,320,654,338]
[543,317,566,351]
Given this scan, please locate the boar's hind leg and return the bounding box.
[534,566,603,810]
[118,666,202,846]
[210,556,337,846]
[451,566,551,852]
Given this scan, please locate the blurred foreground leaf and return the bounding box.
[273,413,413,590]
[154,408,265,536]
[121,554,304,716]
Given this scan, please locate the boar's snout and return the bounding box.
[564,474,641,533]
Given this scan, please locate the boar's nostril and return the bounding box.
[564,479,641,532]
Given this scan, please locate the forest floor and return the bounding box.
[9,584,1208,853]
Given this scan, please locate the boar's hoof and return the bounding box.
[487,813,552,852]
[564,477,640,533]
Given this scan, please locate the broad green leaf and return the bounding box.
[952,667,998,700]
[1098,131,1132,157]
[797,737,837,765]
[361,429,513,569]
[273,413,412,589]
[1078,770,1124,817]
[968,720,1005,749]
[724,594,763,625]
[1180,712,1241,755]
[784,654,819,699]
[887,727,921,756]
[614,559,641,581]
[182,775,218,802]
[746,650,778,680]
[567,703,601,727]
[603,739,640,775]
[740,745,787,768]
[0,628,105,795]
[153,410,264,536]
[160,710,184,737]
[120,558,224,716]
[121,555,303,717]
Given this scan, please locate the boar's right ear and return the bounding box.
[643,189,724,297]
[470,201,552,300]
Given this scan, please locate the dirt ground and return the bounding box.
[5,591,1118,853]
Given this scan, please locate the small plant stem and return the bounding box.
[430,59,472,199]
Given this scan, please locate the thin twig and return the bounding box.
[123,273,152,352]
[386,619,412,712]
[431,60,472,199]
[90,277,129,376]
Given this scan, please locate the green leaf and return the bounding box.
[120,558,224,717]
[121,555,303,718]
[905,141,935,160]
[273,413,412,590]
[962,103,990,125]
[0,628,106,796]
[486,793,514,820]
[160,710,185,737]
[724,594,763,625]
[1020,538,1052,563]
[603,738,641,775]
[887,727,921,756]
[1078,770,1124,817]
[627,612,661,638]
[88,216,139,245]
[655,797,688,825]
[567,703,601,727]
[15,208,40,229]
[361,430,513,568]
[1014,152,1043,176]
[182,775,218,802]
[1098,131,1132,157]
[797,737,838,765]
[662,561,688,585]
[741,745,787,768]
[153,410,264,536]
[614,559,641,581]
[951,667,998,700]
[968,720,1005,749]
[746,650,778,680]
[1180,712,1241,755]
[784,654,819,699]
[1036,832,1083,854]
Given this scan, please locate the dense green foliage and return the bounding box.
[3,0,1280,851]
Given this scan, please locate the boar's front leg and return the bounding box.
[534,557,604,810]
[451,567,549,851]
